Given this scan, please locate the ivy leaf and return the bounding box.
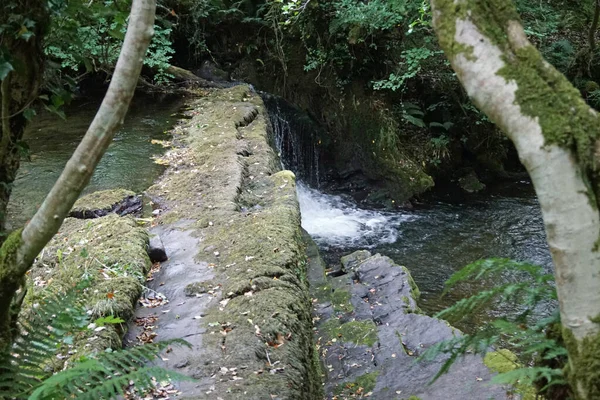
[0,60,13,81]
[23,108,36,121]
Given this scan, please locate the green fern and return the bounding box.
[420,258,567,396]
[0,283,192,399]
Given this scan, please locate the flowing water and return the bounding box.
[7,93,184,229]
[296,180,554,329]
[267,98,554,332]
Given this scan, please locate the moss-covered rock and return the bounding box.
[320,319,378,347]
[334,371,379,396]
[458,171,486,193]
[70,188,139,218]
[147,85,322,399]
[25,214,150,364]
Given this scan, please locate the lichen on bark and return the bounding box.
[0,229,24,350]
[562,323,600,399]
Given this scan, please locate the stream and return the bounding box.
[267,97,555,333]
[297,179,555,331]
[7,93,184,230]
[11,91,555,335]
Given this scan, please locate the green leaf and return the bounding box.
[94,316,125,327]
[23,108,36,121]
[0,61,13,81]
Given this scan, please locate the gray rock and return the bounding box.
[340,250,372,272]
[147,234,168,262]
[313,251,512,400]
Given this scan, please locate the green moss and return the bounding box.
[0,229,23,280]
[334,371,379,396]
[484,349,538,400]
[400,265,421,300]
[24,215,150,358]
[71,189,135,214]
[331,290,353,312]
[433,0,521,60]
[484,349,518,373]
[315,286,353,313]
[585,81,600,93]
[562,324,600,398]
[320,319,378,347]
[184,280,216,296]
[500,46,599,171]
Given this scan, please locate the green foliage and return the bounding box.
[420,258,567,397]
[328,0,407,43]
[0,282,191,399]
[45,0,175,84]
[372,48,436,92]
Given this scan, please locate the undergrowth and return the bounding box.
[0,281,191,399]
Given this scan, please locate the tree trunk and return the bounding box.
[0,0,156,351]
[430,1,600,398]
[0,0,49,234]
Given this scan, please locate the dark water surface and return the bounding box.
[7,94,184,229]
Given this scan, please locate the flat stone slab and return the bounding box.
[127,86,321,399]
[313,250,511,399]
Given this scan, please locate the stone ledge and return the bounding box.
[130,85,322,399]
[25,214,151,370]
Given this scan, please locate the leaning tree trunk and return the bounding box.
[0,0,49,234]
[0,0,156,351]
[430,1,600,398]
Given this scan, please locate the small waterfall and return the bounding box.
[263,94,410,249]
[296,182,413,249]
[263,95,321,187]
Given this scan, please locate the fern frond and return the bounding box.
[443,258,553,294]
[28,339,192,400]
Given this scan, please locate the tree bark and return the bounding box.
[0,0,49,234]
[430,1,600,398]
[0,0,156,350]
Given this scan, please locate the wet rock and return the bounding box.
[458,171,486,193]
[69,189,142,218]
[148,234,168,262]
[313,251,511,399]
[340,250,372,272]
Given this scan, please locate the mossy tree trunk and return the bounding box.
[0,0,156,351]
[0,0,49,234]
[430,0,600,398]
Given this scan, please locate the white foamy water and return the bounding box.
[296,182,414,248]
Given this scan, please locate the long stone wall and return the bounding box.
[126,85,322,399]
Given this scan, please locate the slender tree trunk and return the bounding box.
[430,1,600,398]
[0,0,156,351]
